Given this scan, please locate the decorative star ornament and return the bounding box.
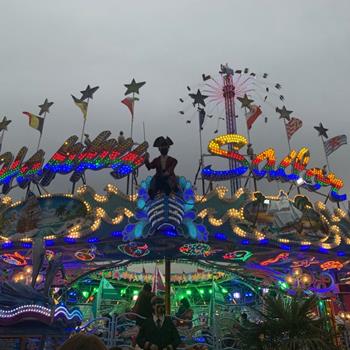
[314,122,329,139]
[38,98,54,115]
[124,79,146,96]
[276,105,293,121]
[237,94,254,108]
[189,89,208,107]
[0,116,11,132]
[80,85,99,100]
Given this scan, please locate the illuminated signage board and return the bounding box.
[0,131,148,194]
[202,134,346,202]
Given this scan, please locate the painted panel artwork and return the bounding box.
[0,193,92,240]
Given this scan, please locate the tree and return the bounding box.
[237,294,337,350]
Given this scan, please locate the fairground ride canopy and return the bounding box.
[0,163,350,296]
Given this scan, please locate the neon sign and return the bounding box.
[223,250,252,262]
[0,131,148,193]
[260,252,289,266]
[1,252,27,266]
[320,260,344,271]
[202,134,346,202]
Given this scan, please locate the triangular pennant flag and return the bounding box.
[152,266,165,294]
[22,112,44,133]
[121,96,139,117]
[71,95,88,119]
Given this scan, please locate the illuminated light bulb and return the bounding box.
[36,274,43,283]
[293,268,302,277]
[24,266,33,275]
[302,275,311,284]
[286,275,294,284]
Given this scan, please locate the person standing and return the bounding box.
[136,296,181,350]
[133,283,155,326]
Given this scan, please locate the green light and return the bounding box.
[120,288,126,295]
[209,289,213,294]
[82,291,89,298]
[186,290,192,295]
[279,282,288,290]
[222,288,228,294]
[93,287,98,294]
[199,289,205,295]
[133,290,139,296]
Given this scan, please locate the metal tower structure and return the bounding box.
[221,64,241,195]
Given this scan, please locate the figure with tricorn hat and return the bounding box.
[144,136,179,200]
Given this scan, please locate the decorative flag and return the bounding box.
[199,108,206,130]
[286,117,303,140]
[324,135,347,156]
[246,105,262,130]
[22,112,44,133]
[71,95,88,119]
[0,131,4,153]
[152,266,165,294]
[121,96,139,116]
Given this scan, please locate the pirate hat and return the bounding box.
[153,136,174,148]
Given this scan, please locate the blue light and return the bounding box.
[45,239,55,247]
[337,251,346,257]
[87,237,99,243]
[111,231,122,237]
[21,242,32,249]
[214,232,227,241]
[162,230,177,237]
[318,247,329,254]
[241,239,250,245]
[300,245,310,251]
[259,239,269,245]
[279,244,291,251]
[64,237,76,244]
[193,337,206,343]
[2,241,14,249]
[202,165,249,181]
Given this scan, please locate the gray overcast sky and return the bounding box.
[0,0,349,204]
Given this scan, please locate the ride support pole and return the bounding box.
[165,258,171,315]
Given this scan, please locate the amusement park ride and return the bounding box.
[0,64,349,348]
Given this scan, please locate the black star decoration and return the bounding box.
[0,116,11,132]
[80,85,99,100]
[237,94,254,108]
[314,122,329,139]
[189,89,208,107]
[38,98,54,115]
[124,79,146,96]
[276,106,293,121]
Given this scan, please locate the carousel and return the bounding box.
[0,65,349,349]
